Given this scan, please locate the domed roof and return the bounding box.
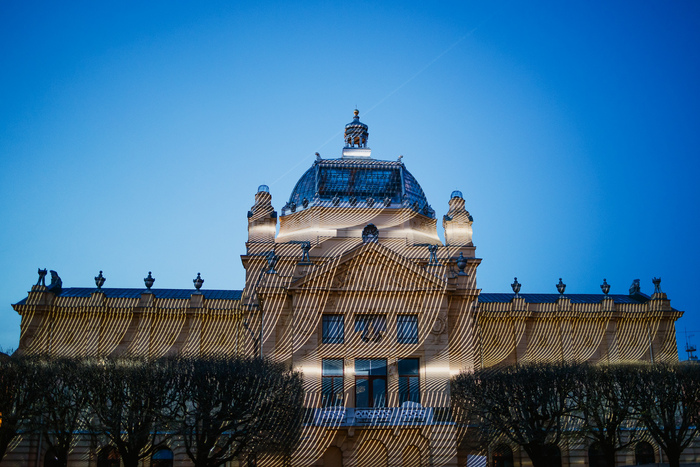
[282,157,435,219]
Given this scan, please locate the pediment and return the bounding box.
[289,242,445,292]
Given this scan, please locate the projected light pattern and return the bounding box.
[14,287,243,358]
[8,111,685,466]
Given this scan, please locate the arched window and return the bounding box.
[97,446,119,467]
[44,447,61,467]
[635,442,655,465]
[151,448,174,467]
[589,442,610,467]
[492,445,513,467]
[543,444,561,467]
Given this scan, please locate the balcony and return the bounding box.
[309,402,436,427]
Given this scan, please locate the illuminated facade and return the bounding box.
[10,111,688,466]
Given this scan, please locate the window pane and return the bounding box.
[323,376,343,407]
[370,359,387,376]
[355,359,370,376]
[398,358,419,376]
[356,378,369,407]
[399,378,408,403]
[323,315,344,344]
[397,315,418,344]
[323,359,343,376]
[408,376,420,402]
[372,378,386,407]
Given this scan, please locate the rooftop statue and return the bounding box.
[47,270,62,295]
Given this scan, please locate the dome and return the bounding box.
[282,158,435,218]
[450,190,463,199]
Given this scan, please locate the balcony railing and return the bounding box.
[308,403,443,427]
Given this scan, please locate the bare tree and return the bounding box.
[0,354,41,463]
[452,363,577,467]
[83,357,178,467]
[30,357,90,467]
[571,364,641,467]
[173,356,304,467]
[632,362,700,467]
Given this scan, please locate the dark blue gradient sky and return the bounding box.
[1,1,699,356]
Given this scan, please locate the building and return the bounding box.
[10,110,689,466]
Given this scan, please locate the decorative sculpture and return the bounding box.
[629,279,641,295]
[362,224,379,243]
[366,197,375,207]
[428,245,439,265]
[332,195,340,206]
[95,271,106,289]
[144,271,155,290]
[302,197,309,209]
[193,272,204,291]
[601,278,610,295]
[36,268,47,287]
[456,253,467,275]
[556,278,566,297]
[47,270,62,295]
[300,241,312,264]
[511,277,521,297]
[652,277,662,294]
[266,250,278,274]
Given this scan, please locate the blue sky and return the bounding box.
[1,1,699,357]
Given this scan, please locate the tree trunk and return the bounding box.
[665,450,681,467]
[603,444,616,467]
[121,452,141,467]
[523,445,547,467]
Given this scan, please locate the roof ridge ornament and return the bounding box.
[144,271,155,290]
[95,271,106,290]
[193,272,204,292]
[556,278,566,297]
[511,277,521,297]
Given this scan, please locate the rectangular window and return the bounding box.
[322,315,344,344]
[397,315,418,344]
[355,359,387,407]
[354,314,387,343]
[322,359,344,407]
[398,358,420,404]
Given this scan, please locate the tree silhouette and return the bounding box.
[30,357,90,467]
[173,356,303,467]
[571,364,641,467]
[452,363,577,467]
[631,363,700,467]
[0,354,41,463]
[83,357,178,467]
